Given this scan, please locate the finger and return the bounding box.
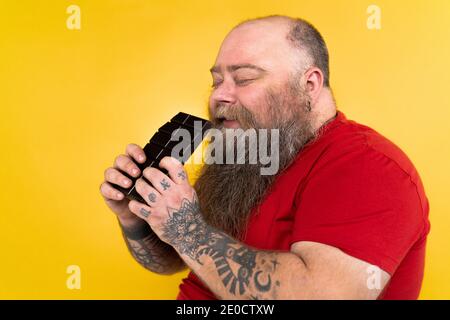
[128,200,153,220]
[159,156,189,185]
[142,167,174,194]
[104,167,133,189]
[114,154,140,178]
[126,143,146,164]
[100,181,125,201]
[135,177,162,206]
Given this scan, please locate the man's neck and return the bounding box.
[310,88,337,132]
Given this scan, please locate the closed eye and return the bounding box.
[211,80,223,88]
[235,78,256,86]
[211,78,257,89]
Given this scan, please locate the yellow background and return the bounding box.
[0,0,449,299]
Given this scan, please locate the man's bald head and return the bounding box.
[232,15,330,87]
[209,15,333,131]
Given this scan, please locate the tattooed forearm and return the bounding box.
[124,235,167,274]
[120,221,185,275]
[161,196,281,299]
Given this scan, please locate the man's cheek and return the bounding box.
[240,95,267,121]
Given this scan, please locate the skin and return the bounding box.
[100,17,391,298]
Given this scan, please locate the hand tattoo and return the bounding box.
[162,197,208,258]
[148,192,157,203]
[140,208,150,218]
[160,179,171,190]
[177,171,187,180]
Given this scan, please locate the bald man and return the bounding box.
[100,15,430,300]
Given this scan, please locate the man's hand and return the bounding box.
[101,148,187,275]
[100,143,147,226]
[128,156,200,244]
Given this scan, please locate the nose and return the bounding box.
[210,80,237,106]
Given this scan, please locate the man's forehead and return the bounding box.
[212,20,294,73]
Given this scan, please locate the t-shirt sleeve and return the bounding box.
[290,145,426,275]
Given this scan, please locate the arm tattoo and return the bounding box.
[124,235,168,274]
[120,222,184,274]
[162,196,280,298]
[160,179,171,190]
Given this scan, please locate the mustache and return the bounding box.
[210,105,259,129]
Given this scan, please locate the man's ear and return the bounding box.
[304,67,324,106]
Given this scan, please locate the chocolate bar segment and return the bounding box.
[170,112,191,125]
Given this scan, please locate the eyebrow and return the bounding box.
[209,63,267,74]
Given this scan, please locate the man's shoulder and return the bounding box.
[317,112,417,176]
[288,111,426,200]
[342,115,417,177]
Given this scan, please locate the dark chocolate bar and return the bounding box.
[113,112,211,204]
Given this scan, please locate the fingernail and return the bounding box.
[116,192,123,199]
[139,155,145,162]
[132,168,139,175]
[123,179,130,186]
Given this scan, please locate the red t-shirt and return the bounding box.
[177,111,430,300]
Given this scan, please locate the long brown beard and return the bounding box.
[195,80,316,239]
